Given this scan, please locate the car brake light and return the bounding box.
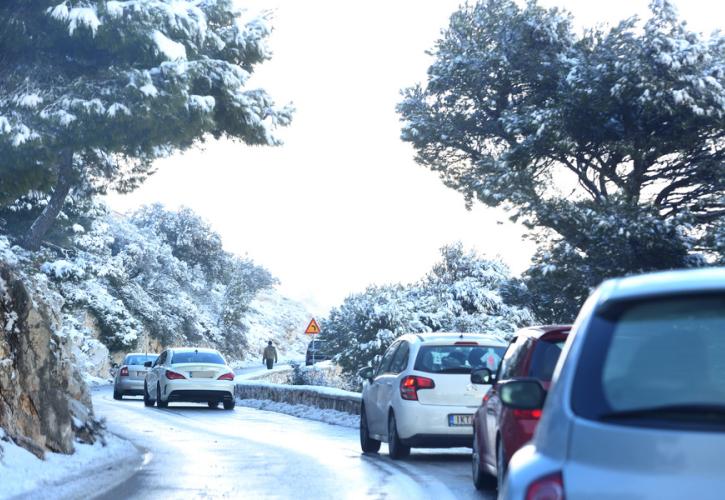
[454,341,478,346]
[526,472,565,500]
[217,372,235,381]
[400,375,435,401]
[165,370,186,380]
[513,408,542,419]
[119,366,129,377]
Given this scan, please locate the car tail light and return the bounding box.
[526,472,565,500]
[119,366,129,377]
[165,370,186,380]
[513,408,542,419]
[400,376,435,401]
[217,372,235,381]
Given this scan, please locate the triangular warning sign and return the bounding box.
[305,318,321,335]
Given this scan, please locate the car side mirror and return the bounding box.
[144,361,153,368]
[357,366,374,381]
[111,362,119,369]
[499,380,545,410]
[470,368,494,385]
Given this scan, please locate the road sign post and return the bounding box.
[305,319,321,365]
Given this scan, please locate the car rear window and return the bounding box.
[528,340,565,381]
[124,355,157,366]
[414,345,505,374]
[571,294,725,427]
[171,351,226,365]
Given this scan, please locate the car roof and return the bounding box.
[124,352,157,357]
[515,325,571,341]
[168,347,221,353]
[600,267,725,303]
[399,332,508,346]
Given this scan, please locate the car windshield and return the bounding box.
[171,351,226,365]
[528,340,566,381]
[124,355,157,366]
[414,345,506,374]
[572,294,725,425]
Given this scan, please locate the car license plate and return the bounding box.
[135,371,145,377]
[190,371,214,378]
[449,414,473,426]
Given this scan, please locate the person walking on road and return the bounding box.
[263,341,278,370]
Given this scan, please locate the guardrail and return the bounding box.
[235,381,362,415]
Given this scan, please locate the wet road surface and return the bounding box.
[91,386,496,499]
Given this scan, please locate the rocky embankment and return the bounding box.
[0,263,101,459]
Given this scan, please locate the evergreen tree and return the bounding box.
[399,0,724,321]
[0,1,292,249]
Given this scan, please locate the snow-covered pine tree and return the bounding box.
[325,244,532,376]
[0,1,292,249]
[399,0,725,321]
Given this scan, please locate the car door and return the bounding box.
[367,342,400,437]
[148,350,166,397]
[484,336,527,467]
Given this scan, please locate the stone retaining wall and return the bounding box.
[235,382,362,415]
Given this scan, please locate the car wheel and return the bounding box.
[208,401,219,409]
[359,405,381,453]
[113,388,122,400]
[143,382,154,407]
[156,383,168,408]
[472,428,496,490]
[223,399,235,410]
[497,439,507,492]
[387,413,410,460]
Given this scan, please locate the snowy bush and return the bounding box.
[325,244,533,375]
[36,203,276,356]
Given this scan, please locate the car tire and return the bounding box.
[472,428,496,490]
[113,389,122,400]
[496,438,507,492]
[156,383,168,408]
[208,401,219,409]
[359,405,381,453]
[223,398,235,410]
[387,413,410,460]
[143,382,154,407]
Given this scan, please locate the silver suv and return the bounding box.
[503,268,725,500]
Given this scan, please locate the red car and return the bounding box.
[470,325,571,492]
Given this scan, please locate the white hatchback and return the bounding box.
[359,333,507,458]
[144,347,236,410]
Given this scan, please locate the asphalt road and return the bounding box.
[91,386,496,500]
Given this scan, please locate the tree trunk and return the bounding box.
[21,150,74,251]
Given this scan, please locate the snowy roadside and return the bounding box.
[235,398,359,428]
[0,431,140,500]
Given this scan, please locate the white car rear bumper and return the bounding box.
[394,400,477,447]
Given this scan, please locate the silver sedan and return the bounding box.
[113,353,158,400]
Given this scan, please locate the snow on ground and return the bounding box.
[0,433,138,499]
[235,398,359,428]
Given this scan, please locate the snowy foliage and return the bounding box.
[15,203,276,355]
[399,0,725,319]
[324,244,533,375]
[0,1,293,246]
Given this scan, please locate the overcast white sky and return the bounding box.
[107,0,724,314]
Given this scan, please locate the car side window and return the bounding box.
[390,341,410,374]
[155,351,166,367]
[376,342,400,377]
[497,336,527,381]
